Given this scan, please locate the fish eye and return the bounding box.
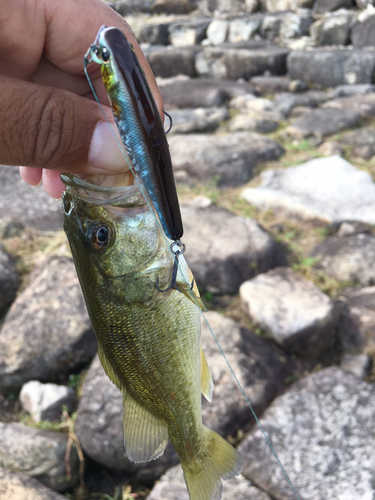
[89,223,112,250]
[101,47,110,63]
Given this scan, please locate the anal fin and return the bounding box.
[123,392,169,463]
[200,345,214,402]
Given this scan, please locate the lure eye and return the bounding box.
[101,47,110,63]
[89,223,112,250]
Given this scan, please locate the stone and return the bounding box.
[0,255,97,393]
[352,14,375,48]
[288,49,375,88]
[227,16,262,43]
[340,128,375,159]
[168,107,229,133]
[138,22,170,45]
[310,233,375,285]
[323,93,375,118]
[75,355,179,484]
[0,468,66,500]
[313,0,354,14]
[147,464,272,500]
[240,267,338,357]
[329,83,375,98]
[107,1,153,16]
[263,0,314,9]
[159,78,257,109]
[319,10,357,46]
[181,205,287,294]
[169,19,211,47]
[151,0,197,14]
[195,45,289,80]
[250,75,306,95]
[20,381,76,423]
[200,312,296,436]
[0,423,79,491]
[356,0,375,8]
[318,141,344,156]
[286,108,360,138]
[0,166,62,231]
[238,367,375,499]
[0,247,20,314]
[273,90,328,116]
[169,132,285,189]
[147,46,201,78]
[340,353,371,378]
[206,19,229,45]
[339,285,375,352]
[241,156,375,225]
[229,114,280,133]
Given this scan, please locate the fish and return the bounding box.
[84,25,183,242]
[62,174,243,500]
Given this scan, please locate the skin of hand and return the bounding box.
[0,0,163,198]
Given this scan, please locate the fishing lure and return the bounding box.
[84,26,183,243]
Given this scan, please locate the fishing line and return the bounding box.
[84,62,301,500]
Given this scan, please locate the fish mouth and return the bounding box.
[61,173,146,208]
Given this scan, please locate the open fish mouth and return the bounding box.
[61,173,146,208]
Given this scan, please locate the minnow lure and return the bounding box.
[84,26,183,242]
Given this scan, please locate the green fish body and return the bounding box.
[62,178,242,500]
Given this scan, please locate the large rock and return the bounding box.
[274,90,328,116]
[160,78,257,109]
[227,15,263,43]
[250,75,306,95]
[75,354,179,484]
[261,11,314,41]
[195,45,289,80]
[311,233,375,285]
[288,49,375,87]
[0,468,66,500]
[352,14,375,48]
[322,93,375,118]
[169,132,285,189]
[340,127,375,159]
[238,367,375,499]
[0,247,20,315]
[0,423,79,491]
[0,166,62,231]
[200,312,296,436]
[285,108,360,138]
[181,204,287,294]
[313,0,354,13]
[329,83,375,98]
[20,381,76,423]
[147,464,272,500]
[242,156,375,225]
[0,255,97,393]
[147,46,201,78]
[240,267,338,357]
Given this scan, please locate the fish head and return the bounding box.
[62,177,175,302]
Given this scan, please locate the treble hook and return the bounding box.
[163,110,173,134]
[156,240,186,293]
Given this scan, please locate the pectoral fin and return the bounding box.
[98,342,123,390]
[176,266,207,311]
[123,392,169,463]
[200,345,214,402]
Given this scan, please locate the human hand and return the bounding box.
[0,0,163,198]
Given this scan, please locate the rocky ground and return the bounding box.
[2,0,375,499]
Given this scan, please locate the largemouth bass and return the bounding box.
[85,25,183,242]
[62,176,242,500]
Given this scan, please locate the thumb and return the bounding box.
[1,76,128,174]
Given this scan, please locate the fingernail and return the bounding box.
[31,179,43,189]
[88,121,130,172]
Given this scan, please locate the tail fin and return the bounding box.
[182,426,243,500]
